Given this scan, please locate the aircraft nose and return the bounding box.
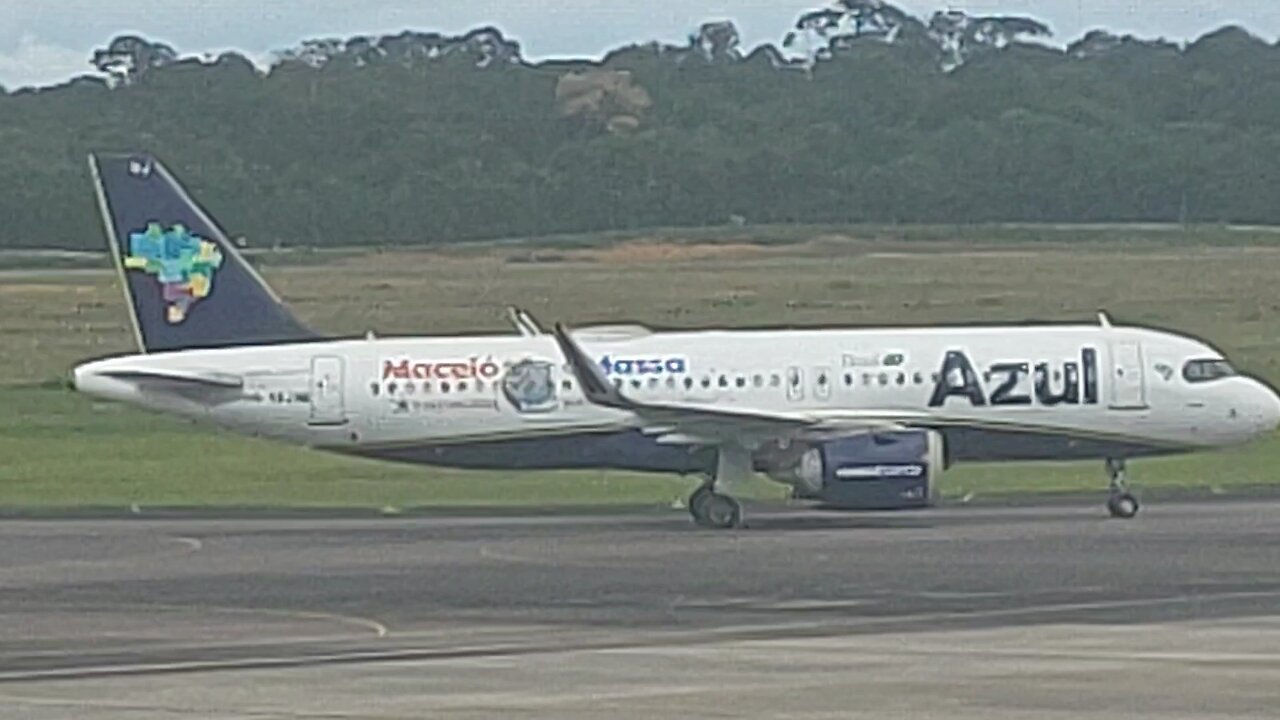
[1261,385,1280,433]
[1245,379,1280,434]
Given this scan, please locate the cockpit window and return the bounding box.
[1183,359,1236,383]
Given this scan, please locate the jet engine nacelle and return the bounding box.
[764,430,946,510]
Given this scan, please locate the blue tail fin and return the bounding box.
[90,153,319,353]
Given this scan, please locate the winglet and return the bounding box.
[551,323,632,410]
[507,306,545,337]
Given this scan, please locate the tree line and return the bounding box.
[2,1,1280,250]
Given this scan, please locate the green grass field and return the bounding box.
[2,229,1279,510]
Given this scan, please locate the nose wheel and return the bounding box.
[1105,458,1140,519]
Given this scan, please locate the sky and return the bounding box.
[2,0,1278,88]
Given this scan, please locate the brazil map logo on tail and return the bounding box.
[124,223,225,324]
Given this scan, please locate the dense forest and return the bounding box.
[2,0,1280,250]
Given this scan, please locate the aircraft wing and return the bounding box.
[552,323,912,444]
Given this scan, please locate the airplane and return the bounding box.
[72,153,1280,529]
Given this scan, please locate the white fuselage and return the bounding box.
[73,323,1280,469]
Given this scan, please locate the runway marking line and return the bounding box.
[694,589,1280,640]
[1,589,1277,684]
[755,640,1280,667]
[162,536,203,552]
[136,602,390,639]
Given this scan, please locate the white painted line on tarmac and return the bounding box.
[162,536,203,552]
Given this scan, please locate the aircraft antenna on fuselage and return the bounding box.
[1098,311,1113,328]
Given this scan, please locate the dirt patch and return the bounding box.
[576,241,772,264]
[0,283,91,295]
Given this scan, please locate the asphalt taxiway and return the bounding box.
[0,499,1277,718]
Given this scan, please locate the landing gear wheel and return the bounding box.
[699,494,743,530]
[688,485,742,529]
[687,485,714,523]
[687,444,751,529]
[1104,458,1139,520]
[1107,493,1140,519]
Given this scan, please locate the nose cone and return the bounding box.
[1244,379,1280,435]
[1261,385,1280,433]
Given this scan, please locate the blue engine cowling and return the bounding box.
[782,431,945,510]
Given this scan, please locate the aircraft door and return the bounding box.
[786,366,805,402]
[814,366,833,401]
[309,356,347,425]
[1109,342,1147,409]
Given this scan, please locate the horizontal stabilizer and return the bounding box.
[100,369,244,389]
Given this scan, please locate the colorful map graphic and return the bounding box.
[124,223,224,324]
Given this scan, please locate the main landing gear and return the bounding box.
[687,444,751,530]
[688,484,743,530]
[1105,458,1140,519]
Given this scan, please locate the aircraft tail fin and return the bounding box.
[90,153,319,353]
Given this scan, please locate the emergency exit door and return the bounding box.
[786,366,805,402]
[309,356,346,425]
[1109,342,1147,410]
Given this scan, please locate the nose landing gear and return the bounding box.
[1105,458,1140,519]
